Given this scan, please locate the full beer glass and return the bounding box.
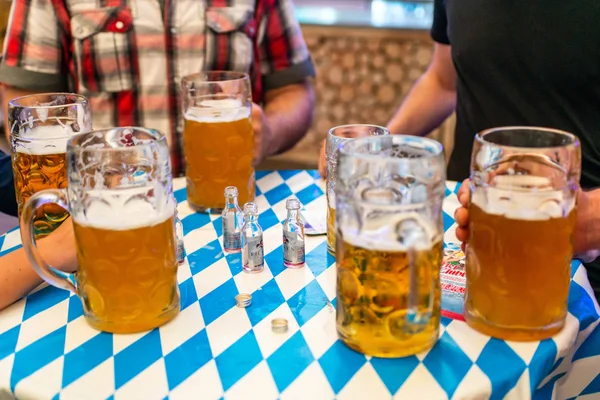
[182,71,254,213]
[9,93,92,238]
[466,127,580,341]
[21,127,180,333]
[336,135,446,357]
[326,125,389,255]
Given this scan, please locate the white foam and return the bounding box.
[72,188,175,231]
[15,124,76,155]
[472,175,575,220]
[184,99,250,123]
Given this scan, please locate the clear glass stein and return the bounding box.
[9,93,92,238]
[181,71,254,213]
[21,127,180,333]
[335,135,446,357]
[466,126,580,341]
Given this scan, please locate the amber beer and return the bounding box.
[73,207,179,333]
[465,181,576,341]
[183,100,255,212]
[12,125,72,238]
[336,235,443,357]
[327,204,336,251]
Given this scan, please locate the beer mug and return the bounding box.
[326,125,389,255]
[21,127,180,333]
[466,127,580,341]
[9,93,92,238]
[181,71,254,213]
[336,135,446,357]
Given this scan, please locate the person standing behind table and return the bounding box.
[0,0,316,174]
[317,0,600,300]
[0,0,316,310]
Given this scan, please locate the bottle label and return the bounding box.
[283,231,305,265]
[224,233,241,251]
[223,212,242,251]
[245,235,264,268]
[176,238,185,265]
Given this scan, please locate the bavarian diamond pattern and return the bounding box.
[0,171,599,399]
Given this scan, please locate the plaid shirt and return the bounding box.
[0,0,315,174]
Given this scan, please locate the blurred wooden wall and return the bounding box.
[260,25,455,170]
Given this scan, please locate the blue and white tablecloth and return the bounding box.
[0,170,599,400]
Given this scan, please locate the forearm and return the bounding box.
[0,247,44,310]
[263,81,315,155]
[579,189,600,253]
[387,72,456,136]
[0,219,77,310]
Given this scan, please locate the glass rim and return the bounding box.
[339,134,445,162]
[476,126,580,150]
[181,70,249,84]
[8,93,88,109]
[67,126,167,152]
[327,124,390,139]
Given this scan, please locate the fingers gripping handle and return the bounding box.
[20,189,77,294]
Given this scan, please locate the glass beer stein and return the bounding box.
[335,135,446,357]
[326,125,389,255]
[181,71,254,213]
[9,93,92,238]
[466,127,580,341]
[21,127,180,333]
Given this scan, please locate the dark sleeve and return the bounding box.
[431,0,450,45]
[0,153,17,217]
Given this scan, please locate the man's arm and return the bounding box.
[386,43,457,136]
[577,189,600,255]
[0,219,77,310]
[3,85,38,142]
[258,80,314,158]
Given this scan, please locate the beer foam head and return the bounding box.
[185,99,250,123]
[472,175,574,220]
[341,212,440,252]
[15,124,75,155]
[72,187,175,230]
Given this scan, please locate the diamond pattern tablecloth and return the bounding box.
[0,170,599,400]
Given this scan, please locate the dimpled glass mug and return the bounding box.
[9,93,92,238]
[335,134,446,357]
[21,127,180,333]
[466,126,580,341]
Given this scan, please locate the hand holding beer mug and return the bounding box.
[9,93,92,238]
[21,127,180,333]
[182,71,254,213]
[336,135,446,357]
[326,125,389,254]
[466,127,581,341]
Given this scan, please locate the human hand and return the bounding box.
[453,178,597,260]
[318,138,326,178]
[251,103,274,165]
[37,218,78,273]
[454,179,470,252]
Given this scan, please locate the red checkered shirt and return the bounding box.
[0,0,315,174]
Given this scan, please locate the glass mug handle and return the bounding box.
[406,250,434,333]
[20,188,78,294]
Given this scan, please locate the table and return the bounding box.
[0,170,599,400]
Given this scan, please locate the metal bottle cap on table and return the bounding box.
[235,293,252,308]
[271,318,289,333]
